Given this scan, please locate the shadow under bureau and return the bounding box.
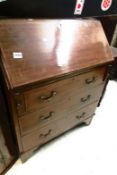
[0,19,113,162]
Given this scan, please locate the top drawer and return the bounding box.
[15,67,106,115]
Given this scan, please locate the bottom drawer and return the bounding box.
[21,102,98,151]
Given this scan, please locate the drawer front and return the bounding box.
[19,84,104,136]
[21,102,98,151]
[22,67,106,113]
[22,122,59,151]
[19,107,65,136]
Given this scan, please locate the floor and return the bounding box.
[6,80,117,175]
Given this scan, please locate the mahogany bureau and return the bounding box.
[0,19,113,162]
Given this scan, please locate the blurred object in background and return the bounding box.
[0,0,116,18]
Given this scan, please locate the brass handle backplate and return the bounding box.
[85,76,96,84]
[40,91,57,101]
[81,95,91,103]
[76,112,86,119]
[39,129,52,138]
[39,112,54,121]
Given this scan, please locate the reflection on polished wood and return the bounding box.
[0,19,113,90]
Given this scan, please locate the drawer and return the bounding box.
[21,102,97,151]
[19,85,104,136]
[22,122,60,151]
[20,67,106,114]
[56,102,97,136]
[19,107,66,136]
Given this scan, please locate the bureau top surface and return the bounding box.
[0,19,113,90]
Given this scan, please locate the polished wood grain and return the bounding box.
[21,102,97,151]
[24,83,105,114]
[19,101,99,136]
[17,67,105,114]
[19,82,105,136]
[0,19,113,90]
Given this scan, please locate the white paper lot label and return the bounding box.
[13,52,23,59]
[101,0,112,11]
[74,0,85,15]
